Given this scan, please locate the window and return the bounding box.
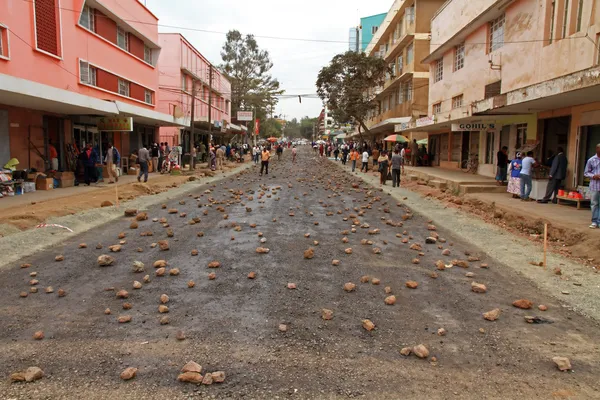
[548,0,556,44]
[406,43,414,64]
[145,89,153,104]
[181,74,188,91]
[406,81,413,101]
[562,0,569,38]
[484,80,502,99]
[454,43,465,71]
[406,5,415,24]
[34,0,62,57]
[0,24,8,60]
[144,45,152,65]
[371,26,378,34]
[79,5,95,32]
[397,55,403,75]
[433,59,443,83]
[79,60,96,85]
[433,103,442,114]
[117,26,128,51]
[398,86,404,104]
[390,62,396,77]
[489,14,505,52]
[516,123,527,149]
[452,95,464,109]
[576,0,584,32]
[118,78,130,97]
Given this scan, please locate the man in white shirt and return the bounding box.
[361,149,369,172]
[519,151,536,201]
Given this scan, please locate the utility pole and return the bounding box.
[189,79,196,171]
[208,65,213,144]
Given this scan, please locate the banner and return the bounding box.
[237,111,253,121]
[451,122,497,131]
[254,119,260,136]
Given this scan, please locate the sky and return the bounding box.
[145,0,392,120]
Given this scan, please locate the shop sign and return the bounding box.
[98,117,133,132]
[237,111,253,121]
[451,122,497,131]
[394,123,409,132]
[416,116,435,127]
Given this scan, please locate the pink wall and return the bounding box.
[157,33,231,129]
[0,0,160,109]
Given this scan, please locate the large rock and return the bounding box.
[552,356,572,371]
[483,308,501,321]
[120,367,137,380]
[181,361,202,374]
[362,319,375,331]
[413,344,430,359]
[136,212,148,221]
[471,282,487,293]
[11,366,44,383]
[177,372,203,384]
[343,282,356,292]
[153,260,167,268]
[124,209,138,217]
[384,295,396,305]
[405,281,418,289]
[211,371,226,383]
[304,248,315,259]
[132,261,145,273]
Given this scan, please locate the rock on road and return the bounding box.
[0,147,599,399]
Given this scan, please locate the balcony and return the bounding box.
[385,22,415,61]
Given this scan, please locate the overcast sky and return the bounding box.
[145,0,392,120]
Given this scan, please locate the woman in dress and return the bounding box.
[507,152,522,198]
[378,151,389,185]
[209,148,217,171]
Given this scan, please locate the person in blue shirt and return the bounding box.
[80,143,98,186]
[507,152,522,198]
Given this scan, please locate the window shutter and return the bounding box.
[79,60,89,84]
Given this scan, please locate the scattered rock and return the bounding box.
[384,286,392,294]
[384,295,396,305]
[248,272,256,279]
[322,309,334,320]
[332,259,340,266]
[158,305,169,313]
[483,308,501,321]
[176,331,186,341]
[158,240,169,251]
[178,372,203,384]
[208,261,221,268]
[136,212,148,221]
[129,221,138,229]
[133,281,142,289]
[412,258,420,264]
[256,247,270,254]
[202,373,213,385]
[279,324,288,332]
[437,328,447,336]
[55,255,64,262]
[116,290,129,299]
[405,281,418,289]
[153,260,167,268]
[512,299,533,309]
[132,261,145,273]
[413,344,430,359]
[191,249,199,256]
[442,249,451,256]
[33,331,44,340]
[400,347,412,356]
[343,282,356,292]
[124,209,137,217]
[345,248,353,254]
[104,308,111,315]
[211,371,226,383]
[552,356,572,371]
[101,200,113,207]
[78,243,87,249]
[169,268,180,276]
[160,294,169,304]
[187,280,195,288]
[287,283,297,289]
[118,315,132,323]
[538,304,548,311]
[11,366,44,382]
[208,272,216,280]
[57,288,66,297]
[109,245,122,253]
[304,248,315,259]
[425,237,437,244]
[362,319,375,331]
[553,267,562,275]
[120,367,137,381]
[471,282,487,293]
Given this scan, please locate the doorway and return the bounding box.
[542,116,570,166]
[0,110,9,166]
[461,131,470,164]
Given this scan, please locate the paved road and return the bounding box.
[1,148,599,399]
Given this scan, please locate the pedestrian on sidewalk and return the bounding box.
[209,147,217,171]
[378,151,389,185]
[584,143,600,228]
[539,147,568,204]
[496,146,509,185]
[507,152,522,198]
[104,142,120,184]
[260,147,270,176]
[372,147,380,168]
[276,144,283,161]
[216,146,225,170]
[80,143,98,186]
[361,149,369,172]
[341,145,349,165]
[350,149,359,172]
[519,151,536,201]
[334,146,340,161]
[319,144,324,157]
[190,145,197,170]
[137,144,150,183]
[200,142,207,163]
[292,145,297,163]
[410,139,419,167]
[48,139,59,171]
[391,149,402,188]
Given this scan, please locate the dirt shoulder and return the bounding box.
[333,162,600,322]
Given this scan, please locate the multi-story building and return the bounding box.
[156,33,233,149]
[364,0,446,145]
[317,106,334,137]
[403,0,600,188]
[0,0,185,172]
[349,13,387,53]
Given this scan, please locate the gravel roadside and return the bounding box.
[332,160,600,322]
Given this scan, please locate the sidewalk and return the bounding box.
[330,158,600,321]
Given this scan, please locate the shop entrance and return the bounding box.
[541,116,570,166]
[461,131,470,163]
[577,125,600,186]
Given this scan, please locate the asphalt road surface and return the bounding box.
[1,148,599,399]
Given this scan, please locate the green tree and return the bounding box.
[299,117,317,140]
[220,30,284,133]
[316,51,389,142]
[261,118,283,138]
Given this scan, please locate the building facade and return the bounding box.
[360,13,387,53]
[0,0,185,172]
[404,0,600,188]
[157,33,233,149]
[364,0,446,145]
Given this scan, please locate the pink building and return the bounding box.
[157,33,236,150]
[0,0,184,172]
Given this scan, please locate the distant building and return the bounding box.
[349,28,359,52]
[348,13,386,53]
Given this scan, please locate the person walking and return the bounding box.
[216,146,225,170]
[151,143,159,173]
[507,152,522,198]
[349,149,358,172]
[584,143,600,228]
[333,146,340,161]
[190,144,197,170]
[539,147,568,204]
[260,147,270,176]
[519,151,536,201]
[391,149,402,188]
[276,144,283,161]
[199,141,207,163]
[372,147,380,169]
[104,142,120,184]
[341,145,349,165]
[209,147,217,171]
[137,144,150,183]
[496,146,509,185]
[80,143,98,186]
[292,145,297,163]
[378,151,389,185]
[361,148,369,172]
[410,139,419,167]
[48,139,59,171]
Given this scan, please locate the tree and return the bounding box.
[220,30,284,132]
[316,51,389,142]
[299,117,317,140]
[261,118,283,138]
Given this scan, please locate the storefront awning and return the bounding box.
[368,117,412,134]
[115,101,187,127]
